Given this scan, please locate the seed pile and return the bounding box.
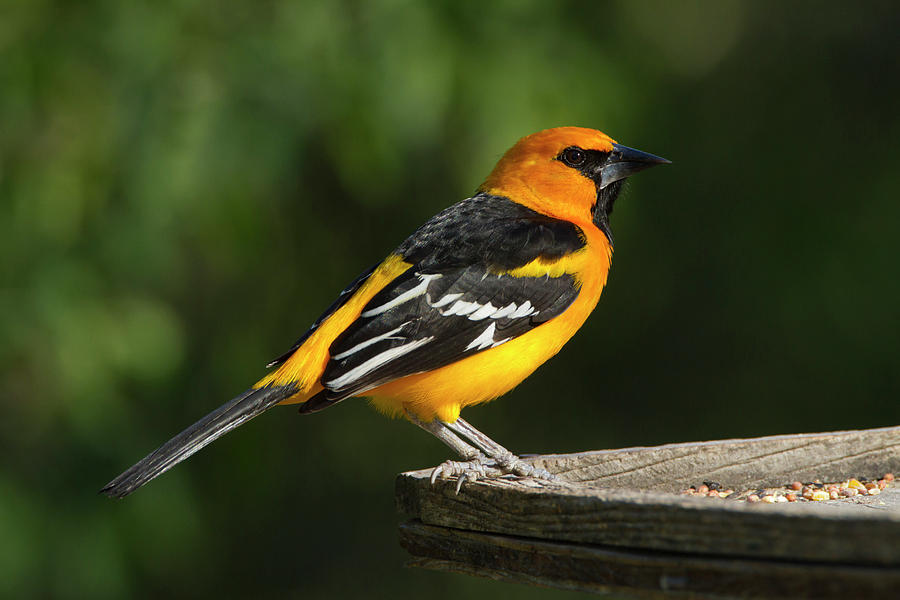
[681,473,894,503]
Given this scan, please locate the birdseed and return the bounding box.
[681,473,894,503]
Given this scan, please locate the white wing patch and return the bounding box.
[440,299,481,317]
[491,302,518,319]
[429,292,462,308]
[509,301,535,319]
[429,295,539,321]
[467,302,497,320]
[326,337,434,389]
[465,323,512,351]
[361,273,442,318]
[331,323,409,360]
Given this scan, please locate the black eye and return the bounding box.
[561,147,586,167]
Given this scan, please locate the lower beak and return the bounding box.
[599,143,671,189]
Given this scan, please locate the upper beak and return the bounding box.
[599,143,671,189]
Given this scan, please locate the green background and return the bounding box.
[2,1,898,598]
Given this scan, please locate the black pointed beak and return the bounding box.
[599,143,671,189]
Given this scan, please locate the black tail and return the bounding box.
[101,383,297,498]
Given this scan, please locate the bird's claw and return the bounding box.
[454,469,479,494]
[429,454,558,492]
[429,457,501,493]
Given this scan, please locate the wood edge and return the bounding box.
[399,520,900,598]
[395,468,423,516]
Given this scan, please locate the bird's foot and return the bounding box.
[430,455,502,493]
[430,452,557,493]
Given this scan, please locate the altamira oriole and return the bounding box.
[102,126,669,497]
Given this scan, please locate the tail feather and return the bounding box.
[101,383,297,498]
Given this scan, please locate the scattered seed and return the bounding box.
[681,472,891,503]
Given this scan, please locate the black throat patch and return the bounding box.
[591,179,623,246]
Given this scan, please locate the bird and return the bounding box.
[101,126,669,498]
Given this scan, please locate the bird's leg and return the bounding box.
[406,411,481,460]
[405,411,500,492]
[444,417,557,481]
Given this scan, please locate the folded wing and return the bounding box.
[314,265,580,404]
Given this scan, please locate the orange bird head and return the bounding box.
[479,127,669,242]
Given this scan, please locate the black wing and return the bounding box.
[300,192,586,412]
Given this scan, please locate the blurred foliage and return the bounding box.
[1,0,899,598]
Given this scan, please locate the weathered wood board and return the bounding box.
[396,426,900,598]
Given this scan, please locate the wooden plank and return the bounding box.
[529,425,900,493]
[396,426,900,567]
[400,520,900,599]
